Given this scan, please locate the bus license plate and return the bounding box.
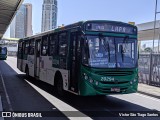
[111,88,120,92]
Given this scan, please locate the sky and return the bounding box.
[3,0,160,37]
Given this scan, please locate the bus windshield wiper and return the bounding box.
[120,45,124,62]
[122,36,129,52]
[121,36,129,62]
[99,34,110,62]
[104,40,110,62]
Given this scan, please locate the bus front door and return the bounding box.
[35,39,41,78]
[70,32,81,93]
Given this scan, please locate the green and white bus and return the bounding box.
[17,20,138,96]
[0,47,7,60]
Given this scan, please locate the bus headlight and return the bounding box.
[83,73,99,85]
[130,79,137,85]
[89,78,94,83]
[133,79,137,82]
[84,75,89,80]
[95,81,99,86]
[83,73,89,80]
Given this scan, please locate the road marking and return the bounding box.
[0,96,4,120]
[25,79,92,120]
[0,70,15,120]
[0,71,13,111]
[135,93,160,102]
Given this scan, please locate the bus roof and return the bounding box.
[20,20,137,41]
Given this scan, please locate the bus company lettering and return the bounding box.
[101,77,114,82]
[111,26,127,33]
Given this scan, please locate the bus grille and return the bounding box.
[100,81,129,84]
[94,71,134,76]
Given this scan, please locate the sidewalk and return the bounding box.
[138,83,160,99]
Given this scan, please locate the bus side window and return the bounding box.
[22,42,25,55]
[18,41,22,54]
[49,34,57,56]
[29,39,35,55]
[82,38,89,65]
[59,32,68,56]
[37,40,41,57]
[24,41,29,55]
[41,36,48,56]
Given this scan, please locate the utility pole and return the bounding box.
[152,0,160,53]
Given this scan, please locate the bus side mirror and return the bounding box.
[138,47,139,59]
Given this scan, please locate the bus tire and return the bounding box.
[55,73,65,97]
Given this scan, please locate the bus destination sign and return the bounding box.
[86,23,137,34]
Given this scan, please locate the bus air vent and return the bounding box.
[100,81,129,84]
[95,71,134,76]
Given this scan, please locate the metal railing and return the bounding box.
[138,54,160,86]
[7,51,17,56]
[138,0,160,87]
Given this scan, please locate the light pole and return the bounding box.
[152,0,158,53]
[150,0,160,85]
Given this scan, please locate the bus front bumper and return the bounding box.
[79,80,138,96]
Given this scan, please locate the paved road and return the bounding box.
[0,57,160,120]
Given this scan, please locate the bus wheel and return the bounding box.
[55,75,65,97]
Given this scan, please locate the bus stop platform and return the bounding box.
[138,83,160,99]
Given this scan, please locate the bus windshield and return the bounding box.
[82,35,137,68]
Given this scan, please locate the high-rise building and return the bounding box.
[25,3,33,37]
[10,3,33,38]
[41,0,57,32]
